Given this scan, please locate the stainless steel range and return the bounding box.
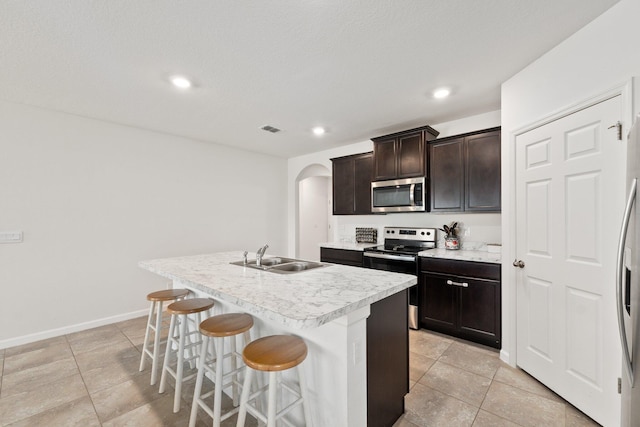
[364,227,437,329]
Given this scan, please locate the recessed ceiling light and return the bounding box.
[312,127,326,136]
[170,75,192,89]
[433,88,451,99]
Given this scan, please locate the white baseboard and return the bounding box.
[0,308,148,350]
[500,348,516,366]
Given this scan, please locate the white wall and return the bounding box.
[287,110,502,255]
[0,101,287,347]
[501,0,639,365]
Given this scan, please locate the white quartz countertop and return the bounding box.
[418,248,502,264]
[319,242,378,251]
[139,251,415,329]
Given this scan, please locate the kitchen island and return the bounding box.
[139,251,416,427]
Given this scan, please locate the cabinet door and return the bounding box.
[458,277,501,348]
[332,157,355,215]
[429,138,464,212]
[419,272,457,334]
[397,131,425,178]
[465,130,501,211]
[320,248,363,267]
[367,290,409,427]
[353,153,373,214]
[373,138,397,180]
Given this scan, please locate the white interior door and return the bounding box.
[515,95,624,426]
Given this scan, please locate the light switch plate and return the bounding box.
[0,231,23,243]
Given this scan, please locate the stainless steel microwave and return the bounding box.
[371,177,426,213]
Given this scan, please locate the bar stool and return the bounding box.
[236,335,312,427]
[159,297,215,413]
[139,288,190,385]
[189,313,254,427]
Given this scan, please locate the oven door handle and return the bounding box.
[363,252,416,262]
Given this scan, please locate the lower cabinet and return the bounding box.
[320,247,363,267]
[367,290,409,427]
[419,257,501,348]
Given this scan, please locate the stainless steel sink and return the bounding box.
[269,261,325,273]
[230,257,328,274]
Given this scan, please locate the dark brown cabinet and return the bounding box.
[331,152,373,215]
[419,257,501,348]
[320,247,363,267]
[429,128,501,212]
[367,290,408,427]
[372,125,439,181]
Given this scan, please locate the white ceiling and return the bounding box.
[1,1,619,158]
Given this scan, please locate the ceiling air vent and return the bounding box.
[261,125,281,133]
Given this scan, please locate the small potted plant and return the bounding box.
[439,222,460,250]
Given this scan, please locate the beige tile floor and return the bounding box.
[393,329,601,427]
[0,317,600,426]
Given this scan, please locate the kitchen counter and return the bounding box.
[139,251,415,329]
[319,241,378,251]
[419,248,502,264]
[139,251,415,427]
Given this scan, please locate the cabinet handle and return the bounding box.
[447,279,469,288]
[513,259,525,268]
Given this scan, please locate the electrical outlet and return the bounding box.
[0,231,23,243]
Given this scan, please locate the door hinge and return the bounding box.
[608,121,622,141]
[618,377,622,394]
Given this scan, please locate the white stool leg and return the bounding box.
[231,335,239,406]
[139,301,155,372]
[159,313,177,394]
[298,365,312,427]
[267,371,277,427]
[213,335,225,427]
[236,367,254,427]
[189,335,209,427]
[150,300,164,385]
[174,313,188,412]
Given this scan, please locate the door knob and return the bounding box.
[513,259,525,268]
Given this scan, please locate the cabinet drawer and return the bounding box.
[320,248,364,267]
[420,257,500,281]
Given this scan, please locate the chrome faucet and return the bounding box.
[243,251,248,265]
[256,244,269,266]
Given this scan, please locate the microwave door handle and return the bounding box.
[616,177,636,386]
[409,184,415,205]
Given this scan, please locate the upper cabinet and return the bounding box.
[372,126,439,181]
[429,127,501,212]
[331,152,373,215]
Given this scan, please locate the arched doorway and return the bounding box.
[295,164,331,260]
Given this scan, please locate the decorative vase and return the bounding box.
[444,236,460,250]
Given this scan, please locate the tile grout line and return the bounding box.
[64,332,104,427]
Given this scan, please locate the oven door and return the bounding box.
[363,251,419,329]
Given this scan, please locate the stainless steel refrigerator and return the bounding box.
[618,113,640,426]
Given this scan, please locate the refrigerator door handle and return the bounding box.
[617,177,637,386]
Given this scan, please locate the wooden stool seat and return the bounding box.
[167,298,214,315]
[243,335,308,372]
[199,313,254,338]
[140,288,190,386]
[147,288,189,302]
